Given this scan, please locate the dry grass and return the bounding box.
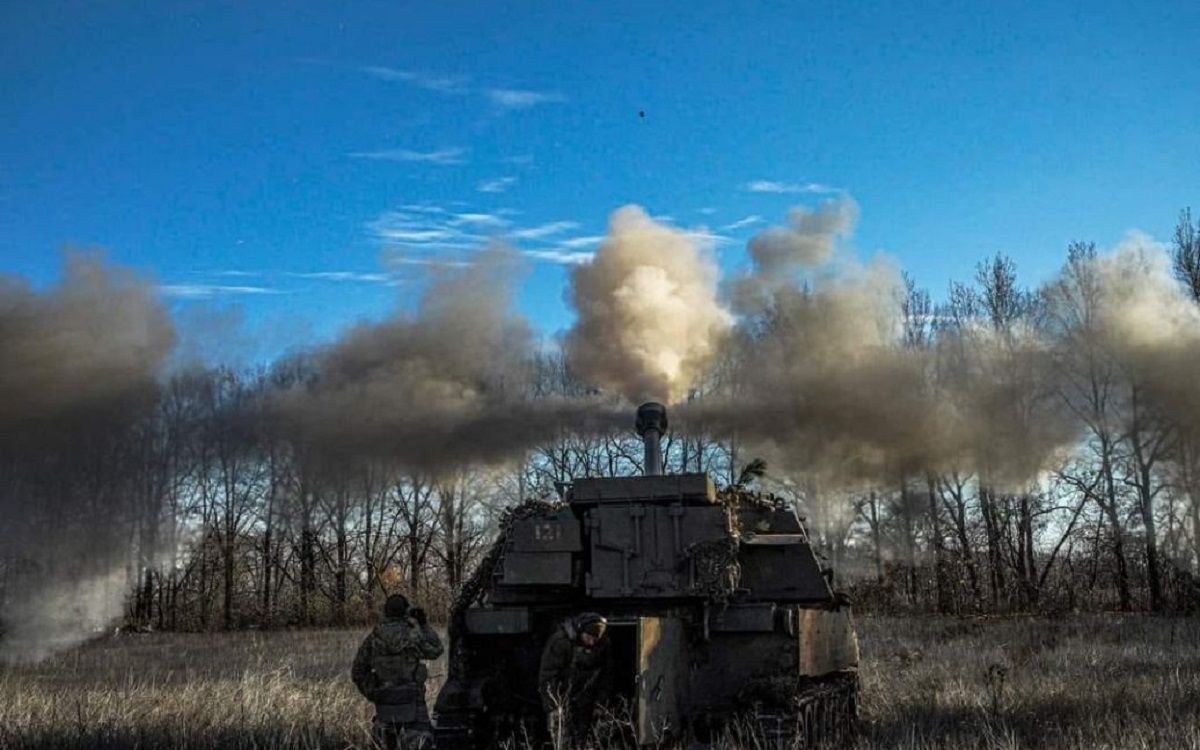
[0,629,437,749]
[1,616,1197,749]
[854,615,1200,750]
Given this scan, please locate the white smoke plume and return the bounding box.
[0,566,129,663]
[731,196,860,312]
[1080,231,1200,425]
[747,196,859,275]
[564,206,732,404]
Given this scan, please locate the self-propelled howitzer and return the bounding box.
[434,402,859,747]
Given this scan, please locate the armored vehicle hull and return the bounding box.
[434,404,859,747]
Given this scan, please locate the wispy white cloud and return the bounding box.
[397,203,449,214]
[686,229,736,248]
[557,235,604,250]
[511,221,579,240]
[213,269,262,278]
[523,249,594,266]
[367,207,494,250]
[380,250,473,270]
[720,215,763,231]
[697,207,719,216]
[366,203,599,274]
[361,67,565,114]
[485,88,566,109]
[361,66,469,94]
[289,271,393,284]
[450,212,511,228]
[745,180,840,194]
[158,284,280,299]
[477,176,518,193]
[350,147,466,164]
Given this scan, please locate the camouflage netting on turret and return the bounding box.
[679,486,789,604]
[447,500,562,681]
[685,485,797,604]
[682,537,740,603]
[715,485,791,513]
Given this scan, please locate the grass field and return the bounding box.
[1,615,1197,749]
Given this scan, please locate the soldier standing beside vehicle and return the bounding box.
[352,594,444,749]
[538,612,612,748]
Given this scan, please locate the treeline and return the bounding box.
[4,212,1200,635]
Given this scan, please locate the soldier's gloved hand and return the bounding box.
[410,607,428,626]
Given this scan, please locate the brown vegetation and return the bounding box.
[2,615,1197,749]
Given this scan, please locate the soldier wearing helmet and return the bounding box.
[352,593,444,749]
[538,612,612,747]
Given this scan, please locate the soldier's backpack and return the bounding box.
[368,621,428,722]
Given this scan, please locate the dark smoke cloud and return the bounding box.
[275,245,623,473]
[0,253,173,432]
[683,257,963,483]
[679,198,1082,488]
[0,253,174,661]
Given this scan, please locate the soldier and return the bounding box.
[538,612,612,748]
[352,593,444,749]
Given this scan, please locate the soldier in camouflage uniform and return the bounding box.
[538,612,611,748]
[352,594,444,749]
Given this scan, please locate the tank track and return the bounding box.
[748,672,859,748]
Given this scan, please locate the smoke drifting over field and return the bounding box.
[4,200,1200,659]
[1065,233,1200,440]
[0,254,174,429]
[673,215,1200,491]
[273,245,623,471]
[732,196,860,311]
[0,254,174,662]
[679,197,964,482]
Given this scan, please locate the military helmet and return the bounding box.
[575,612,607,639]
[384,593,410,618]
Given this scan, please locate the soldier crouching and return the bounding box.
[352,594,445,749]
[538,612,612,749]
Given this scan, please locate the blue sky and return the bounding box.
[2,1,1197,354]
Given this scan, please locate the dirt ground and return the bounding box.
[1,615,1197,749]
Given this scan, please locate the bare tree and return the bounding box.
[1172,208,1200,301]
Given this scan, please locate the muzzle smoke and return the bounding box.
[564,206,732,403]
